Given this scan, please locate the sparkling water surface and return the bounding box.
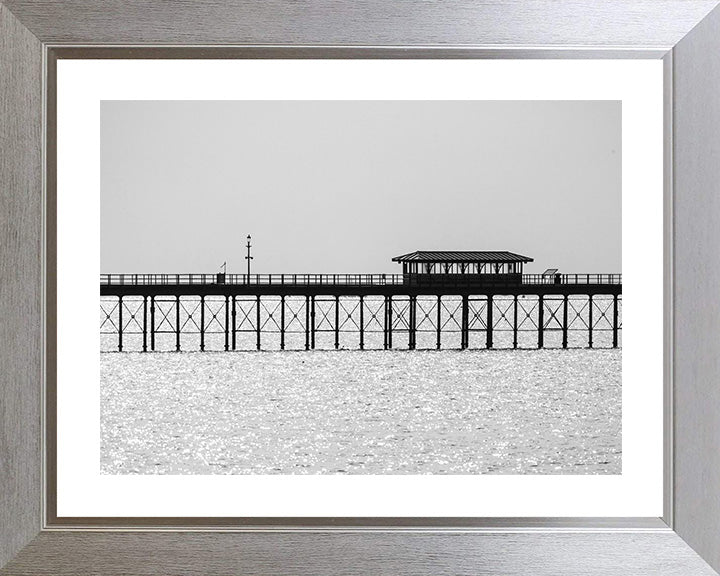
[101,349,621,475]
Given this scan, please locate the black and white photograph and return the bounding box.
[99,100,622,476]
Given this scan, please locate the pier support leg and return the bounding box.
[280,295,285,351]
[118,295,123,352]
[613,294,619,348]
[383,297,388,350]
[175,296,181,352]
[588,294,593,349]
[200,295,205,352]
[305,296,310,351]
[359,296,364,350]
[310,296,316,350]
[461,295,469,350]
[409,296,416,350]
[224,295,230,352]
[231,296,236,351]
[142,296,147,352]
[436,295,442,350]
[538,295,544,349]
[486,295,493,349]
[513,295,518,349]
[562,294,568,349]
[387,296,393,349]
[256,295,261,351]
[150,296,155,351]
[334,295,340,350]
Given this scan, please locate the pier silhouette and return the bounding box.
[100,251,621,352]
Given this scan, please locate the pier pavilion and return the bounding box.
[392,250,533,286]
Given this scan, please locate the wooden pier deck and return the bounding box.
[101,273,621,296]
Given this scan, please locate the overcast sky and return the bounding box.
[101,100,621,274]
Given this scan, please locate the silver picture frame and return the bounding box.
[2,1,720,574]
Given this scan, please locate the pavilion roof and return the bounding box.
[391,250,534,264]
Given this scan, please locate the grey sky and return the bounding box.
[101,100,620,274]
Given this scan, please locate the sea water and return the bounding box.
[100,349,621,475]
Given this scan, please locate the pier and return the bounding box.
[100,251,621,352]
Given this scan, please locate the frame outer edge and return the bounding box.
[1,0,719,46]
[672,3,720,573]
[0,2,43,571]
[1,0,719,573]
[2,531,719,576]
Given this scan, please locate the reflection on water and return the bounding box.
[101,349,621,475]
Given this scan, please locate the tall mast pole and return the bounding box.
[245,235,253,278]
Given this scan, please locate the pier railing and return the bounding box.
[100,273,622,286]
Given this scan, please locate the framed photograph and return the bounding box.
[2,2,720,575]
